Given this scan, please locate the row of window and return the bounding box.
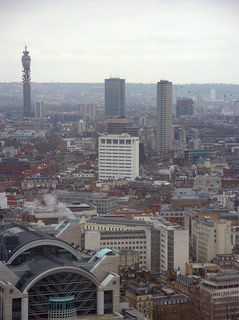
[101,139,133,144]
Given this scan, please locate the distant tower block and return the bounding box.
[234,101,239,117]
[35,101,44,118]
[156,80,173,151]
[105,78,125,118]
[210,89,216,101]
[21,46,32,117]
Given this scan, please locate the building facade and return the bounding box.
[80,216,189,274]
[201,271,239,320]
[0,223,120,320]
[35,101,44,118]
[105,78,125,118]
[106,117,128,134]
[98,134,139,181]
[191,218,232,263]
[53,190,118,215]
[157,222,189,275]
[156,80,173,151]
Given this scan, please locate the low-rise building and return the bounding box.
[126,282,191,320]
[118,249,140,271]
[53,190,118,215]
[21,175,58,190]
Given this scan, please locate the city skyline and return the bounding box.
[0,0,238,83]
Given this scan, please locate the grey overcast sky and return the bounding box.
[0,0,238,83]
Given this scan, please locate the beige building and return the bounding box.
[154,221,189,275]
[118,249,140,270]
[83,218,152,270]
[192,218,232,263]
[125,282,153,320]
[81,216,189,274]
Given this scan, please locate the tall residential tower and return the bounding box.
[21,46,31,117]
[105,78,125,118]
[156,80,173,151]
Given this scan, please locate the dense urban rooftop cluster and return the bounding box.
[0,50,239,320]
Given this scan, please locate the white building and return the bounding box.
[80,216,189,274]
[154,222,189,275]
[192,218,231,263]
[156,80,173,151]
[234,100,239,117]
[98,134,139,181]
[78,120,86,134]
[210,89,216,101]
[35,101,44,118]
[0,192,7,208]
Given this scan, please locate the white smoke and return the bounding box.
[44,194,75,220]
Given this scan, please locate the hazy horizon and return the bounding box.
[1,0,238,83]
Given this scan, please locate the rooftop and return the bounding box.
[87,217,153,228]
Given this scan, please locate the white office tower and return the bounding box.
[234,100,239,117]
[158,223,189,275]
[156,80,173,151]
[78,120,86,134]
[35,101,44,118]
[98,134,139,181]
[210,89,216,101]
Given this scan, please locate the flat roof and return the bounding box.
[53,191,117,200]
[87,217,153,228]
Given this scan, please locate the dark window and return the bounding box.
[12,298,21,320]
[104,290,113,314]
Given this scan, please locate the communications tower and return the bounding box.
[21,46,31,117]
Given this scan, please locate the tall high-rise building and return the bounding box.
[35,101,44,118]
[156,80,173,151]
[210,88,216,101]
[234,100,239,117]
[106,117,128,134]
[105,78,125,118]
[21,46,32,117]
[98,133,139,181]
